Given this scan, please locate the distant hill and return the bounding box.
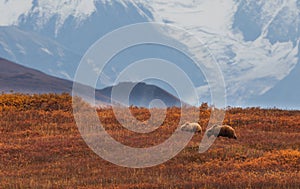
[99,82,181,107]
[0,58,181,107]
[0,57,73,93]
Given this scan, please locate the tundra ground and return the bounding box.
[0,94,299,188]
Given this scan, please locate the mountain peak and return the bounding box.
[0,1,299,108]
[1,0,150,34]
[0,57,181,107]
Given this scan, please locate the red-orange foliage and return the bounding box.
[0,93,299,188]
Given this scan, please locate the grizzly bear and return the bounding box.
[206,124,237,139]
[180,122,202,133]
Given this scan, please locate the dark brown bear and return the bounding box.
[206,124,237,139]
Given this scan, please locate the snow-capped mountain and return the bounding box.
[0,0,299,108]
[0,26,80,79]
[248,49,300,109]
[18,0,153,54]
[0,0,152,79]
[141,0,299,106]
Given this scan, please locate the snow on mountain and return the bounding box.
[249,55,300,109]
[17,0,148,35]
[0,0,120,28]
[0,0,152,79]
[0,0,32,26]
[0,0,299,107]
[29,0,96,33]
[0,26,80,79]
[139,0,299,105]
[17,0,152,54]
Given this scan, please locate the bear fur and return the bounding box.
[206,124,237,139]
[180,122,202,133]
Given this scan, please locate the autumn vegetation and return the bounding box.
[0,93,299,188]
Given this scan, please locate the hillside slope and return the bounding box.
[0,58,180,107]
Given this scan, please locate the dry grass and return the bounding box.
[0,94,300,188]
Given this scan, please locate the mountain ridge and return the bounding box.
[0,0,299,108]
[0,57,181,107]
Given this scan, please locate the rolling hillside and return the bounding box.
[0,57,181,107]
